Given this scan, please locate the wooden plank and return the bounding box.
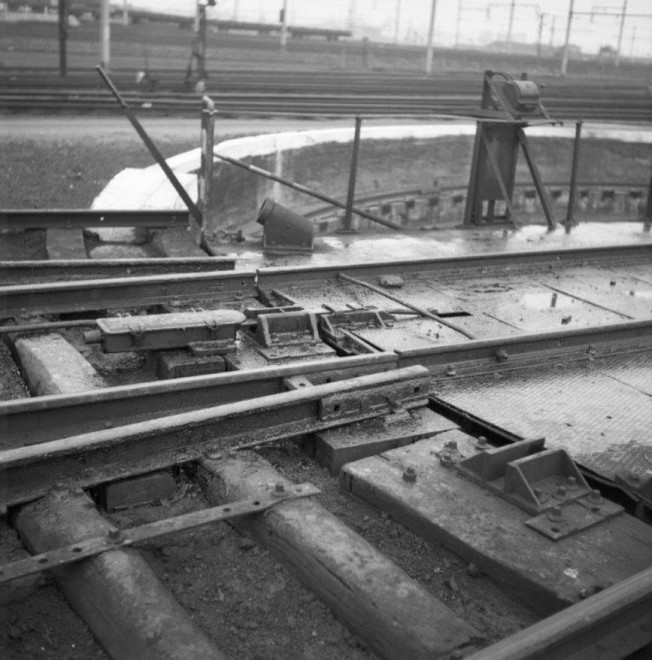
[14,489,227,660]
[341,430,652,615]
[197,452,481,660]
[312,407,458,475]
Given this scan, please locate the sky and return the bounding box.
[124,0,652,58]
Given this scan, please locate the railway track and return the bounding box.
[1,69,650,120]
[1,235,652,658]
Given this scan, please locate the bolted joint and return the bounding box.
[439,451,454,468]
[403,466,417,483]
[547,505,564,523]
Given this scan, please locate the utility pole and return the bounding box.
[536,12,544,58]
[394,0,401,45]
[58,0,67,77]
[122,0,128,27]
[280,0,288,51]
[348,0,356,33]
[425,0,437,75]
[560,0,575,76]
[506,0,516,53]
[615,0,628,67]
[100,0,110,71]
[549,15,556,47]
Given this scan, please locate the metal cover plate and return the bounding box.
[435,350,652,481]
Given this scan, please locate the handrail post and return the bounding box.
[565,120,583,233]
[340,116,363,234]
[197,95,216,245]
[58,0,68,77]
[644,169,652,232]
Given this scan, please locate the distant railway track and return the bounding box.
[1,69,650,120]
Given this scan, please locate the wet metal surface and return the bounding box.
[227,222,652,271]
[434,351,652,480]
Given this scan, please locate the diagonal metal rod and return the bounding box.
[337,271,476,339]
[215,152,404,232]
[96,66,203,225]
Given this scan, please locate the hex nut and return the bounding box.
[403,466,417,483]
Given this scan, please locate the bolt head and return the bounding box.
[589,489,603,503]
[557,485,568,497]
[628,471,641,482]
[547,505,564,522]
[445,439,458,451]
[273,483,286,495]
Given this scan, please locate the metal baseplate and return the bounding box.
[251,311,336,361]
[88,309,245,353]
[453,437,624,541]
[0,482,319,586]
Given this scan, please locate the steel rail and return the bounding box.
[2,244,650,318]
[0,257,235,286]
[256,244,652,290]
[0,209,190,230]
[0,353,397,447]
[466,564,652,660]
[0,365,429,507]
[0,269,257,317]
[397,319,652,374]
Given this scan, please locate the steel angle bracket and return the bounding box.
[0,483,319,586]
[0,365,429,508]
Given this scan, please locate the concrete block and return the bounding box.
[88,244,151,259]
[151,228,207,258]
[313,408,458,475]
[96,470,177,510]
[15,333,106,395]
[152,349,226,379]
[84,226,149,244]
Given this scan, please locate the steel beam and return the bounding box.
[0,209,190,230]
[0,353,397,447]
[0,365,429,507]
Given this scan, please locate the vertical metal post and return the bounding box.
[341,116,363,233]
[615,0,628,67]
[394,0,401,44]
[280,0,288,51]
[455,0,462,47]
[560,0,575,76]
[198,2,207,80]
[565,120,583,232]
[100,0,110,70]
[58,0,67,78]
[644,170,652,231]
[536,13,544,59]
[506,0,516,54]
[197,96,215,245]
[425,0,437,75]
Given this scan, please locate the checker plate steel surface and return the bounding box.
[435,352,652,480]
